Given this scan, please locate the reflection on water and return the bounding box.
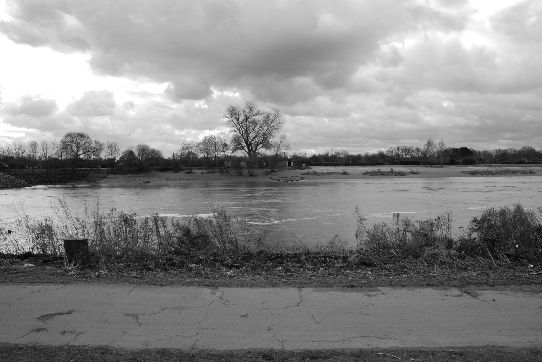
[1,175,541,247]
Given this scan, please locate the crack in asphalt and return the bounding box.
[120,303,199,328]
[272,333,286,350]
[285,288,303,309]
[190,338,199,351]
[99,303,115,316]
[286,334,398,345]
[123,313,144,327]
[60,329,84,344]
[461,288,486,302]
[18,327,47,339]
[37,309,75,323]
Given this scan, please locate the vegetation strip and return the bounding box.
[1,344,541,361]
[1,202,541,286]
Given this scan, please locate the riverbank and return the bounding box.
[0,172,28,189]
[1,253,541,288]
[1,203,541,287]
[1,165,539,189]
[0,168,107,189]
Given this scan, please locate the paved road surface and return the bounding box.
[1,284,541,350]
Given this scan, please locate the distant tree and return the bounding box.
[28,140,38,165]
[39,140,53,171]
[197,135,229,167]
[11,141,26,159]
[423,138,437,164]
[135,144,152,161]
[176,142,198,169]
[135,144,163,170]
[60,132,94,169]
[91,140,104,160]
[104,141,120,160]
[178,143,196,159]
[437,139,446,166]
[39,140,51,161]
[51,141,61,160]
[225,102,284,159]
[271,134,289,158]
[118,149,138,168]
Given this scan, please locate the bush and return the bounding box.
[354,208,454,262]
[460,204,542,262]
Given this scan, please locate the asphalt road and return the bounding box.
[1,284,541,350]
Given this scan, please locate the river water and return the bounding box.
[1,173,541,248]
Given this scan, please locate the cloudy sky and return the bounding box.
[0,0,541,154]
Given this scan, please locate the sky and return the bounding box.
[0,0,541,155]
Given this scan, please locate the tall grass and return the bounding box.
[354,207,454,261]
[1,199,244,269]
[2,200,541,269]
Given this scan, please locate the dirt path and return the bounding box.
[1,284,541,350]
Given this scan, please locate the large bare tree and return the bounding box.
[60,132,94,168]
[225,102,284,158]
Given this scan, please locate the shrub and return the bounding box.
[354,207,454,262]
[460,204,542,262]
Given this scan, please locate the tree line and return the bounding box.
[0,103,287,172]
[1,102,541,172]
[294,141,542,166]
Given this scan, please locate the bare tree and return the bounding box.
[437,139,446,166]
[197,135,229,167]
[423,138,437,164]
[104,141,120,160]
[271,134,289,158]
[28,141,38,165]
[51,141,61,160]
[60,132,94,169]
[39,140,53,171]
[39,140,51,161]
[91,140,104,160]
[135,144,163,170]
[225,102,284,159]
[11,141,26,159]
[178,143,197,160]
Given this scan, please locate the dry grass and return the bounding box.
[2,200,541,273]
[0,199,245,270]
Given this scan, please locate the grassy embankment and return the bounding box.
[1,201,541,286]
[2,344,541,362]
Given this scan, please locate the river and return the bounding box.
[2,171,541,248]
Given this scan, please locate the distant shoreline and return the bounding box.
[92,164,541,188]
[1,164,540,189]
